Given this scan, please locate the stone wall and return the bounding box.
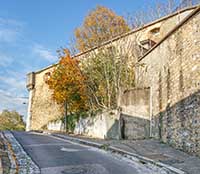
[29,68,63,130]
[137,8,200,155]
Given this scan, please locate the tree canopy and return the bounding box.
[47,49,88,113]
[0,110,25,130]
[74,5,130,52]
[81,46,135,111]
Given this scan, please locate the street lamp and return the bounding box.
[64,100,68,132]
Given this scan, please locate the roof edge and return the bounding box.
[34,63,58,74]
[72,5,197,58]
[138,5,200,62]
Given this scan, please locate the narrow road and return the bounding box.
[12,131,159,174]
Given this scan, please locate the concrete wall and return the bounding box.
[120,88,150,119]
[74,88,152,140]
[120,114,150,139]
[137,9,200,155]
[119,88,151,139]
[74,110,120,139]
[47,120,65,131]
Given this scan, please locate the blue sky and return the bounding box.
[0,0,181,119]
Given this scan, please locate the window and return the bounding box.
[43,72,51,83]
[149,27,160,35]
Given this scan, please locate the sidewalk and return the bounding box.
[50,132,200,174]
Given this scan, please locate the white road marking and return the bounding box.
[60,147,81,152]
[46,134,92,149]
[24,143,71,147]
[29,132,90,148]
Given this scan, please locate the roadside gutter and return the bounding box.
[49,133,185,174]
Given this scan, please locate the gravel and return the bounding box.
[3,131,40,174]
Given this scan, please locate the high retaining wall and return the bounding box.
[120,88,151,139]
[74,110,120,139]
[47,120,65,131]
[26,8,194,131]
[137,8,200,155]
[73,88,151,140]
[27,67,63,130]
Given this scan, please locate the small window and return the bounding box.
[150,27,160,35]
[43,72,51,83]
[140,39,156,50]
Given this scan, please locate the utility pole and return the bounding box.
[64,100,67,132]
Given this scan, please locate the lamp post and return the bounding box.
[64,100,68,132]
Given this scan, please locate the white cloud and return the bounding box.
[0,75,25,89]
[0,29,19,43]
[0,89,28,118]
[0,17,57,119]
[0,18,24,28]
[0,17,23,43]
[0,69,28,118]
[0,52,13,67]
[0,71,28,118]
[0,68,27,97]
[0,18,29,119]
[33,44,57,62]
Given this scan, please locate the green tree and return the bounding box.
[0,110,25,130]
[81,45,135,111]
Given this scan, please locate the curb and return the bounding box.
[1,132,18,174]
[51,133,186,174]
[6,131,40,174]
[0,157,3,174]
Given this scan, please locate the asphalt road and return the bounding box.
[12,131,158,174]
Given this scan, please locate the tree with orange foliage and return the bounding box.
[47,49,88,114]
[74,5,130,52]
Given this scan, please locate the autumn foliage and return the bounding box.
[47,49,88,113]
[48,6,133,114]
[74,5,130,52]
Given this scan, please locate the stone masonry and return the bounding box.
[137,7,200,155]
[27,67,63,130]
